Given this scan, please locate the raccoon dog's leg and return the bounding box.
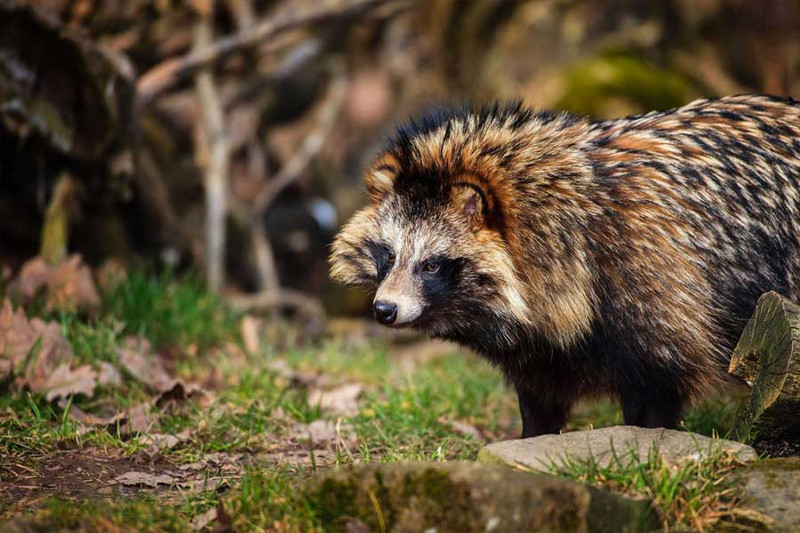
[620,386,683,429]
[516,387,570,438]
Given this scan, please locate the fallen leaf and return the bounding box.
[97,361,122,387]
[293,419,337,443]
[123,402,159,434]
[190,506,218,531]
[117,339,211,406]
[139,429,192,452]
[155,380,214,409]
[0,299,74,380]
[291,419,356,449]
[308,383,362,415]
[116,336,176,392]
[15,255,100,313]
[40,363,97,402]
[114,471,175,487]
[62,402,125,427]
[61,399,160,436]
[439,417,484,442]
[0,299,96,401]
[0,299,39,377]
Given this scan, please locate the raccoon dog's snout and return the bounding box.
[373,300,398,325]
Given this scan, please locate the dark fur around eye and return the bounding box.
[419,257,467,304]
[365,240,395,282]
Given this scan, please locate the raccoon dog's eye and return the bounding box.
[423,261,440,274]
[387,253,396,266]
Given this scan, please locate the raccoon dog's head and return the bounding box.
[329,107,541,337]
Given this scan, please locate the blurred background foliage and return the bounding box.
[1,0,798,318]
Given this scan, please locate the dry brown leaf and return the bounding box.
[1,299,94,403]
[124,402,159,434]
[117,337,211,404]
[292,419,337,444]
[190,506,218,531]
[60,399,159,436]
[291,419,356,449]
[22,318,75,380]
[0,299,42,377]
[139,428,192,452]
[116,336,176,392]
[15,255,100,313]
[113,471,176,487]
[97,361,122,387]
[439,417,485,442]
[38,363,97,402]
[63,402,126,427]
[308,383,362,415]
[155,380,214,409]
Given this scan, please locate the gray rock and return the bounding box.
[732,458,800,531]
[305,461,658,533]
[478,426,757,472]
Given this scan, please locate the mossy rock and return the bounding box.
[727,458,800,531]
[478,426,756,472]
[304,461,658,533]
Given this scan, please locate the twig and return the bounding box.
[224,38,323,110]
[194,3,230,293]
[137,0,407,104]
[228,288,325,317]
[224,0,255,31]
[250,65,347,292]
[253,68,347,219]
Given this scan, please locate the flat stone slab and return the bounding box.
[731,458,800,531]
[478,426,757,472]
[304,461,658,533]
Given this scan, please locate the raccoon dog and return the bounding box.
[330,95,800,437]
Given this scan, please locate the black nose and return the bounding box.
[373,300,398,325]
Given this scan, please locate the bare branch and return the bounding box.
[137,0,408,105]
[250,66,347,292]
[228,289,325,318]
[194,6,230,293]
[224,0,256,31]
[253,69,348,217]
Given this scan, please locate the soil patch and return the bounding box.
[1,448,177,509]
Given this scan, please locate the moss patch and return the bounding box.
[304,462,657,533]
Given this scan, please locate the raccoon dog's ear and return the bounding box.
[364,161,398,204]
[451,182,489,229]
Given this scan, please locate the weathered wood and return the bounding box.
[40,173,73,265]
[729,291,800,450]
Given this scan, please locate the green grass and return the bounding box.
[551,442,746,530]
[0,271,747,530]
[226,467,323,532]
[3,494,192,532]
[100,269,239,352]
